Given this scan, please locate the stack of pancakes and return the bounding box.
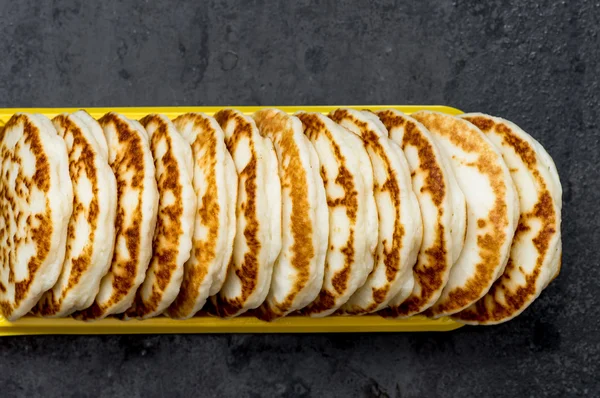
[0,108,562,325]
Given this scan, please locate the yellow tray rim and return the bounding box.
[0,104,464,334]
[0,315,462,335]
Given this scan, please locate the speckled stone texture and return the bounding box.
[0,1,598,397]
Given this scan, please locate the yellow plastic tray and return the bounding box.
[0,105,464,334]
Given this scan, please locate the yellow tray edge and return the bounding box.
[0,315,463,335]
[0,105,464,122]
[0,104,464,334]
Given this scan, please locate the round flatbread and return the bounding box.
[531,136,563,283]
[166,113,236,319]
[0,113,73,321]
[437,139,468,265]
[452,114,561,324]
[330,109,422,314]
[252,109,327,320]
[376,109,462,317]
[295,112,372,317]
[412,111,519,318]
[123,114,196,319]
[33,112,117,318]
[221,141,238,295]
[340,123,380,279]
[74,113,158,320]
[212,109,281,318]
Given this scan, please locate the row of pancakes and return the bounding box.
[0,108,562,325]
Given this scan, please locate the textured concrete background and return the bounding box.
[0,0,598,397]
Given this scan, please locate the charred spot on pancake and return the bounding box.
[215,109,254,153]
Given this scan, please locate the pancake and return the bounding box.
[252,109,327,320]
[375,109,460,317]
[212,109,280,317]
[74,113,159,320]
[33,112,117,318]
[437,140,468,265]
[339,124,379,273]
[452,114,561,324]
[123,114,196,319]
[533,139,562,207]
[166,113,236,319]
[73,110,109,159]
[330,109,422,314]
[263,132,283,273]
[295,112,371,317]
[219,139,238,296]
[0,114,73,321]
[412,111,519,318]
[531,137,563,282]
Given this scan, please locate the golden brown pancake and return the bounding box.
[295,112,371,317]
[123,114,196,319]
[0,113,73,321]
[412,111,519,318]
[452,113,561,324]
[212,109,280,318]
[375,109,457,317]
[166,113,236,319]
[329,108,422,314]
[252,109,327,320]
[33,112,117,318]
[74,113,159,320]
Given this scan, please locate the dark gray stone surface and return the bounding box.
[0,0,598,397]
